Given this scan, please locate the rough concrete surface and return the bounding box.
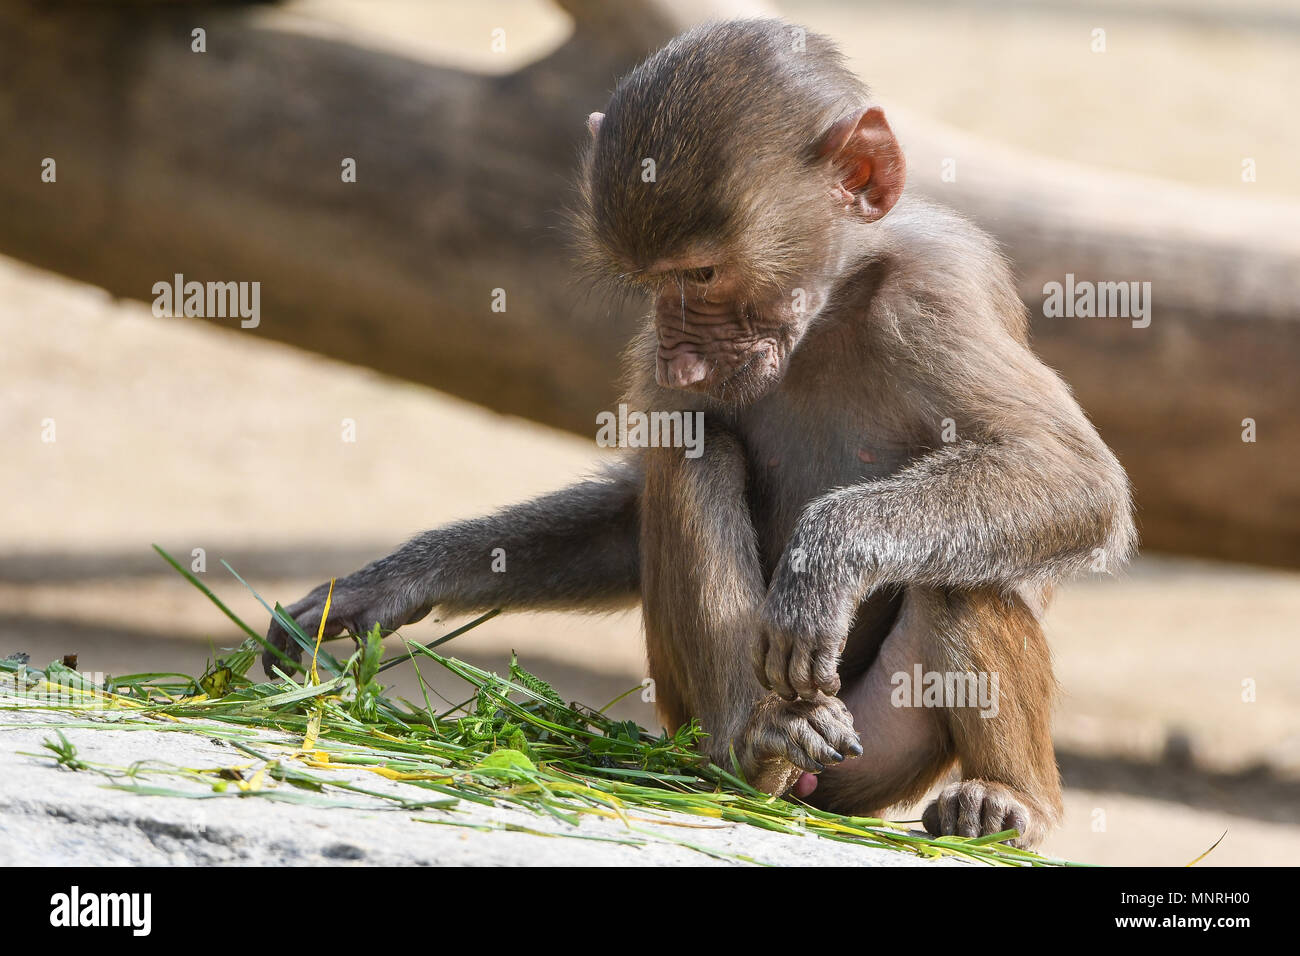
[0,711,960,867]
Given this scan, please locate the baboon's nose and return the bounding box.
[658,352,709,389]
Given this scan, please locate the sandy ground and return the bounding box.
[2,0,1298,866]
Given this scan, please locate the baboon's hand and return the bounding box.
[754,512,861,700]
[922,780,1055,849]
[737,693,863,795]
[262,574,433,677]
[753,579,852,700]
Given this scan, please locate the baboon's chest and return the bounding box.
[736,395,916,575]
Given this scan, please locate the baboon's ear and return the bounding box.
[816,106,906,222]
[587,112,605,139]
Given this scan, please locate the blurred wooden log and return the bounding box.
[0,1,1296,567]
[890,114,1300,568]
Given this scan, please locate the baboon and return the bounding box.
[266,19,1134,847]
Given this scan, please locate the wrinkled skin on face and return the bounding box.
[649,262,827,405]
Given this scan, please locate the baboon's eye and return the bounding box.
[682,267,715,283]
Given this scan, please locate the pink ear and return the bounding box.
[817,107,905,222]
[587,112,605,139]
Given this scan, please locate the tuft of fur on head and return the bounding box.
[570,19,871,302]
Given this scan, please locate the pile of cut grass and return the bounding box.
[0,546,1083,866]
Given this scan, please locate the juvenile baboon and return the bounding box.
[266,19,1134,847]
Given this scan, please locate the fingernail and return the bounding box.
[829,751,843,762]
